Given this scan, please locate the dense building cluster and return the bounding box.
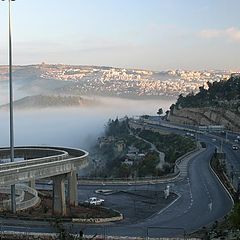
[39,65,230,97]
[0,64,232,98]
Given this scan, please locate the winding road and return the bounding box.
[0,124,236,238]
[72,137,233,238]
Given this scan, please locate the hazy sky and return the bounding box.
[0,0,240,71]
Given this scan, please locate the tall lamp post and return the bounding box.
[1,0,16,213]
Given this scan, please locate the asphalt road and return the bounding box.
[70,139,233,238]
[0,125,235,238]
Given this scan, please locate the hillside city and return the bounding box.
[0,64,232,98]
[1,0,240,239]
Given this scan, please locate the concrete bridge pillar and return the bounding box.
[52,175,66,216]
[28,178,35,189]
[67,170,78,207]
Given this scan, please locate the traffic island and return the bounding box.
[0,191,123,223]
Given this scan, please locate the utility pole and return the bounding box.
[1,0,16,213]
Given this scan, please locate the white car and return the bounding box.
[85,197,104,206]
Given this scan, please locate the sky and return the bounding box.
[0,0,240,71]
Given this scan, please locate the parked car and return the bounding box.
[232,145,238,150]
[84,197,104,206]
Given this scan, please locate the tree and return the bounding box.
[157,108,163,116]
[229,203,240,228]
[157,108,163,122]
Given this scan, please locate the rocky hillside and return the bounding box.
[168,75,240,132]
[168,107,240,132]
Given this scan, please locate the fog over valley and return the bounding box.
[0,97,174,150]
[0,69,175,150]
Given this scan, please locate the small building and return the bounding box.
[128,146,139,154]
[98,136,115,149]
[121,159,134,166]
[114,140,126,153]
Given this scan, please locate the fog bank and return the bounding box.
[0,97,175,150]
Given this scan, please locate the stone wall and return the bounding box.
[0,232,201,240]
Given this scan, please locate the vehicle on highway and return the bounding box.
[84,197,104,206]
[186,132,194,137]
[232,145,238,150]
[212,138,216,142]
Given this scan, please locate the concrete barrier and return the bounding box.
[0,184,40,211]
[0,187,24,210]
[0,146,89,214]
[0,147,88,187]
[72,213,123,223]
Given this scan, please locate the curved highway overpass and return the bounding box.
[0,146,88,215]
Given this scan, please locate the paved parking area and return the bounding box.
[78,185,177,224]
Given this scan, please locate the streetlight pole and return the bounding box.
[1,0,16,213]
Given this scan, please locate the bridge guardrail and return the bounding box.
[0,147,88,186]
[0,147,69,171]
[0,187,24,210]
[0,184,40,211]
[16,184,40,211]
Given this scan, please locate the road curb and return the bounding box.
[78,147,204,186]
[209,156,234,205]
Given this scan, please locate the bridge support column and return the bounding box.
[52,175,66,216]
[28,178,35,189]
[67,170,78,207]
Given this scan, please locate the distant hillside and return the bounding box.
[0,64,231,98]
[0,95,98,110]
[174,75,240,112]
[168,75,240,131]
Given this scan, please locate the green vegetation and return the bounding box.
[94,118,154,178]
[174,75,240,112]
[105,150,161,178]
[229,203,240,228]
[139,130,196,163]
[92,117,196,179]
[124,135,151,152]
[137,151,161,177]
[157,108,163,116]
[105,118,130,137]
